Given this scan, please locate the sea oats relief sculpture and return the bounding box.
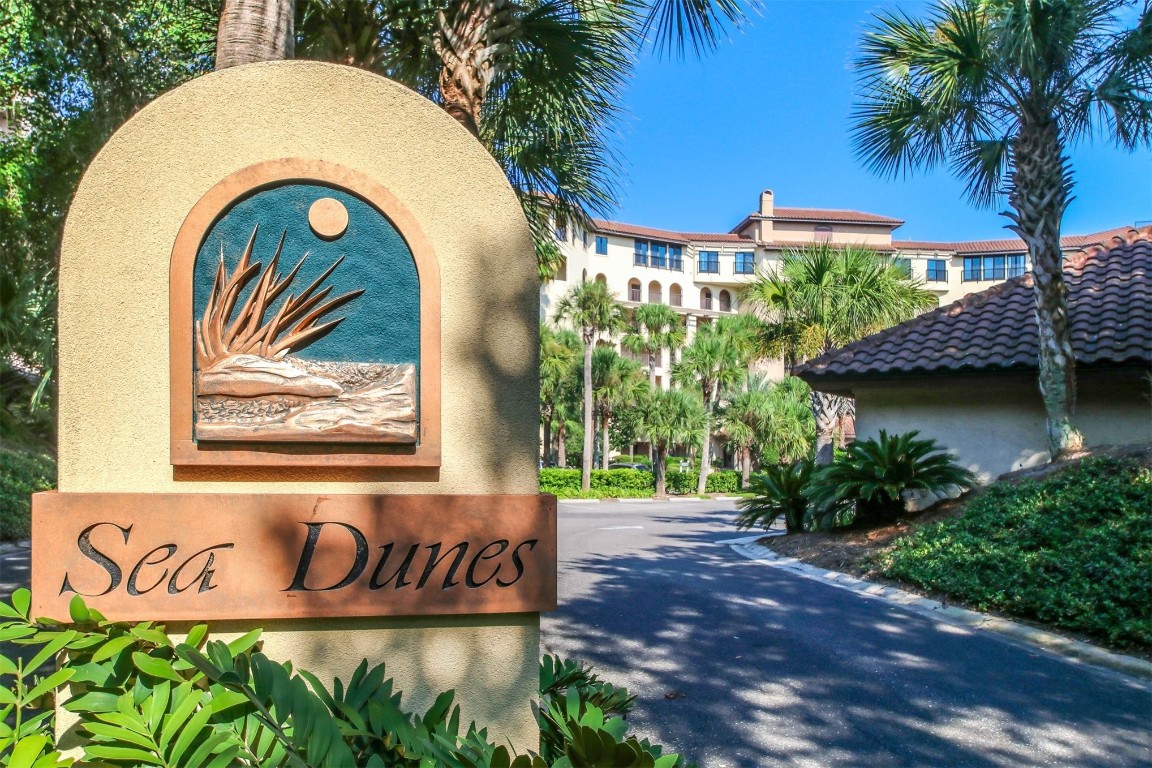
[194,225,418,443]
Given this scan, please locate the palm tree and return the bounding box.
[745,242,936,463]
[761,376,816,465]
[621,303,686,388]
[716,377,771,486]
[672,323,745,493]
[852,0,1152,457]
[217,0,295,68]
[639,388,706,497]
[588,346,648,468]
[540,323,580,465]
[555,280,626,490]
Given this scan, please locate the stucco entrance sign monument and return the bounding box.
[29,61,550,744]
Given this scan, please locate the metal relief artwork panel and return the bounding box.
[192,183,420,443]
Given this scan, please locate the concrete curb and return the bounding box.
[730,541,1152,682]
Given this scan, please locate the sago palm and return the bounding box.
[736,460,814,535]
[852,0,1152,457]
[555,280,626,490]
[745,242,935,463]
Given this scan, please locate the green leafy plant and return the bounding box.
[0,592,690,767]
[809,430,976,527]
[879,456,1152,649]
[0,448,55,541]
[736,461,813,534]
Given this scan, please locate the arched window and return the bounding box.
[814,225,832,242]
[719,290,732,312]
[648,281,662,304]
[595,273,607,284]
[669,284,682,307]
[700,287,713,310]
[628,279,641,302]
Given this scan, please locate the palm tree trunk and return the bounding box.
[581,337,594,491]
[741,445,751,487]
[216,0,294,70]
[654,445,667,497]
[1008,120,1083,458]
[600,407,610,470]
[696,387,714,495]
[557,421,567,467]
[433,0,512,137]
[542,409,553,467]
[811,390,843,465]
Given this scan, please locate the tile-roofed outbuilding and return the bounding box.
[796,227,1152,384]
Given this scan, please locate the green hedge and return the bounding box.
[541,467,740,497]
[0,448,56,541]
[880,456,1152,649]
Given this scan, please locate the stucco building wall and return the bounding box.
[56,61,541,748]
[852,370,1151,483]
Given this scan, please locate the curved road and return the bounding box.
[541,500,1152,768]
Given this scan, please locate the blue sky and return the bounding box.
[608,0,1152,242]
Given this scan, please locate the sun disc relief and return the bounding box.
[170,160,441,467]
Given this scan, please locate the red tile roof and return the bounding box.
[771,207,905,225]
[894,226,1134,255]
[796,228,1152,384]
[591,219,752,245]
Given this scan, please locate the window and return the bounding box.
[581,231,588,248]
[634,240,648,267]
[926,259,948,282]
[700,288,713,310]
[555,225,567,241]
[814,225,832,242]
[719,290,732,312]
[735,251,755,275]
[962,257,982,282]
[983,255,1006,280]
[962,254,1021,282]
[892,258,912,278]
[698,251,719,274]
[669,245,683,271]
[670,284,682,307]
[595,236,608,255]
[1007,254,1026,277]
[648,281,662,304]
[628,279,641,302]
[651,242,667,269]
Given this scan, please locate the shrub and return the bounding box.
[0,448,55,541]
[705,470,741,494]
[736,461,813,534]
[809,430,976,527]
[612,454,651,467]
[0,591,689,767]
[879,457,1152,649]
[540,468,655,498]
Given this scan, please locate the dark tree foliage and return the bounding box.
[0,0,218,446]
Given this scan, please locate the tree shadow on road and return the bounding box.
[543,508,1152,768]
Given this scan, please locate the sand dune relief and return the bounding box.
[194,223,417,443]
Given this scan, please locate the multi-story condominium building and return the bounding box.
[542,187,1131,387]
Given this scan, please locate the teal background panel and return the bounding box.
[193,183,420,366]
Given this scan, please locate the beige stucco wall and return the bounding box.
[853,370,1152,483]
[56,61,540,747]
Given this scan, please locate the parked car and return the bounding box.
[608,462,649,471]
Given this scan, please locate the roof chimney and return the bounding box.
[759,189,774,217]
